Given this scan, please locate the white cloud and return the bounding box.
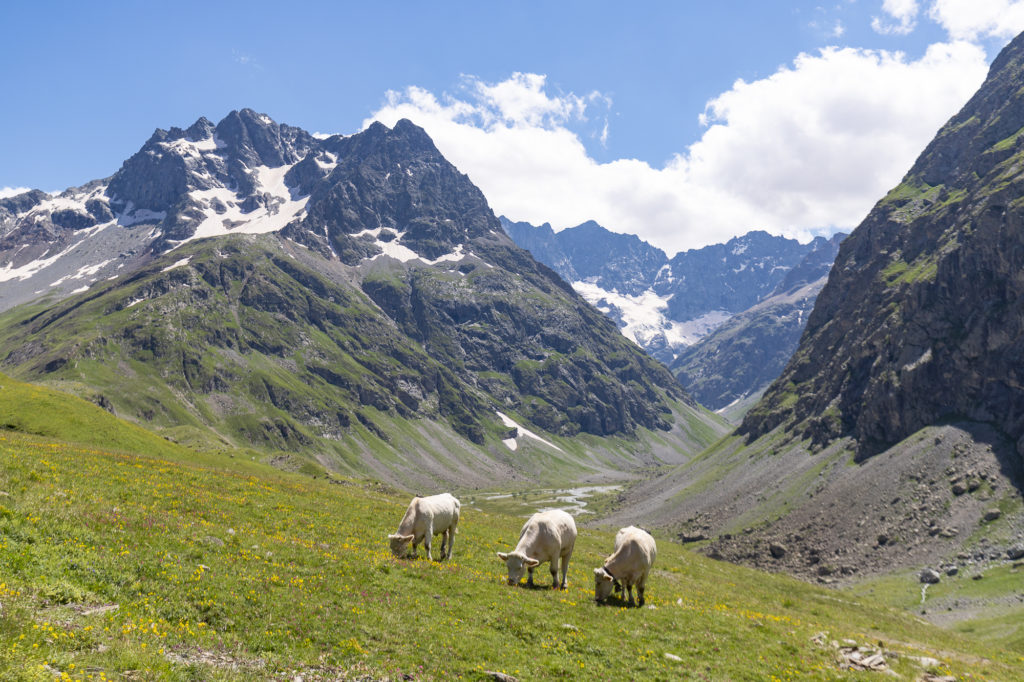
[928,0,1024,41]
[0,186,30,199]
[872,0,920,35]
[368,43,987,255]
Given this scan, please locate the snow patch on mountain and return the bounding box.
[572,279,732,351]
[161,256,192,272]
[355,227,473,266]
[50,258,114,287]
[0,221,115,283]
[496,411,564,453]
[119,206,167,227]
[179,163,310,244]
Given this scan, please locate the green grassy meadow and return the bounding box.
[1,377,1022,679]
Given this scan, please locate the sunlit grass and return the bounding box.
[0,430,1021,680]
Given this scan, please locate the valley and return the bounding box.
[1,394,1020,679]
[4,20,1024,679]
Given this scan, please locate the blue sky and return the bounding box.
[3,1,1023,253]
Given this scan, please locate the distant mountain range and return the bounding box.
[0,110,726,487]
[501,217,843,412]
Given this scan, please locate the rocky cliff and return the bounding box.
[604,34,1024,588]
[742,31,1024,466]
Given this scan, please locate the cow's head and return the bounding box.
[594,566,616,602]
[388,533,415,558]
[497,551,539,585]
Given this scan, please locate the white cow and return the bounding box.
[593,526,657,606]
[497,509,576,589]
[387,493,460,561]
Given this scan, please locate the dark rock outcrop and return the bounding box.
[742,31,1024,467]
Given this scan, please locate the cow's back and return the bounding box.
[419,493,459,531]
[517,509,576,560]
[609,526,656,573]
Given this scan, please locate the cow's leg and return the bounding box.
[637,581,646,607]
[446,527,455,559]
[439,529,448,559]
[550,561,559,589]
[559,550,571,589]
[424,524,434,561]
[626,583,635,606]
[526,565,535,587]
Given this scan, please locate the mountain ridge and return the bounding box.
[0,110,727,488]
[501,216,843,410]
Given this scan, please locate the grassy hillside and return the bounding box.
[1,427,1021,680]
[0,235,726,490]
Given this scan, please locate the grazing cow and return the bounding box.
[497,509,576,589]
[594,526,657,606]
[387,493,460,561]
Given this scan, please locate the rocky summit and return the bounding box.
[0,111,726,488]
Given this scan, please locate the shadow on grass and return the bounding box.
[513,581,566,591]
[596,594,643,608]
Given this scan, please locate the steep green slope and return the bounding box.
[1,428,1019,680]
[0,234,724,488]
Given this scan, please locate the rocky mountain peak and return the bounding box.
[286,118,501,263]
[214,108,313,169]
[741,30,1024,463]
[185,116,215,141]
[0,112,502,311]
[915,31,1024,187]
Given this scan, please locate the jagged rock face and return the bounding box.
[742,31,1024,463]
[287,120,500,263]
[501,216,842,408]
[662,231,817,322]
[553,220,667,296]
[500,218,578,281]
[672,234,844,411]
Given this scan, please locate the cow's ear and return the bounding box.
[525,557,540,567]
[594,567,613,581]
[387,533,398,540]
[497,552,509,561]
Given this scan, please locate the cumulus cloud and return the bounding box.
[929,0,1024,41]
[368,44,987,254]
[872,0,920,35]
[0,186,30,199]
